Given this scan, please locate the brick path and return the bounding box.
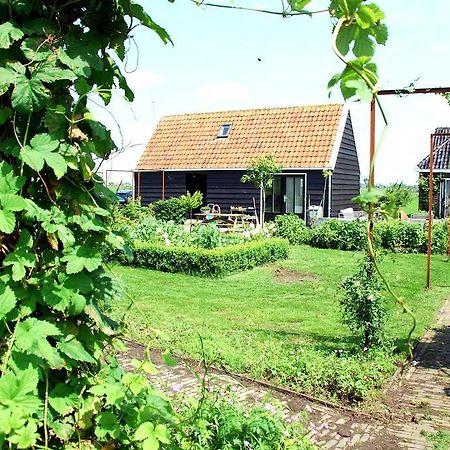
[118,296,450,449]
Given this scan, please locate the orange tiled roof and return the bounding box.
[136,104,345,170]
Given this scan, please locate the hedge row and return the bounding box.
[308,219,449,254]
[130,238,289,277]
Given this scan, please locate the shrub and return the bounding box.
[189,223,221,249]
[132,238,289,276]
[374,220,448,254]
[308,219,448,254]
[309,220,367,251]
[274,214,311,245]
[152,197,189,224]
[340,257,389,349]
[111,197,153,227]
[176,389,315,450]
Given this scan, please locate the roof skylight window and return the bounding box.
[217,124,232,138]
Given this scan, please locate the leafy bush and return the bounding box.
[132,239,289,276]
[111,197,154,228]
[379,182,414,211]
[340,258,389,349]
[309,220,367,251]
[308,219,448,254]
[152,197,189,224]
[273,214,311,245]
[130,216,187,245]
[176,390,315,450]
[189,223,221,249]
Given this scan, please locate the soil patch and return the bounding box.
[272,267,319,283]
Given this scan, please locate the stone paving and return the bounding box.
[118,296,450,449]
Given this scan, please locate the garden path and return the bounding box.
[118,296,450,449]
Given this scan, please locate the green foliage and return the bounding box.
[0,1,185,448]
[328,0,387,100]
[111,197,153,228]
[132,238,289,277]
[152,197,190,224]
[189,223,221,249]
[375,220,448,254]
[309,220,449,254]
[241,154,282,226]
[273,214,311,245]
[340,258,388,349]
[179,191,203,218]
[111,246,450,403]
[418,174,443,214]
[310,220,366,251]
[176,390,315,450]
[421,430,450,450]
[241,154,282,189]
[379,183,414,211]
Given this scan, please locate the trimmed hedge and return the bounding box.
[131,238,289,277]
[309,219,449,254]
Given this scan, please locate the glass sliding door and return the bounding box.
[284,175,305,217]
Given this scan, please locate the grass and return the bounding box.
[421,431,450,450]
[109,246,450,403]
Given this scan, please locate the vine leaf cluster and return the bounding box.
[0,1,180,448]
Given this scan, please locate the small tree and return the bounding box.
[241,155,282,228]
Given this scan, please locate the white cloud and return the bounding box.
[194,81,250,103]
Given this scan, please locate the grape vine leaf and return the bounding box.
[61,246,102,274]
[12,74,50,112]
[0,282,16,321]
[14,318,64,368]
[0,21,24,49]
[21,133,67,178]
[57,335,95,363]
[0,368,41,414]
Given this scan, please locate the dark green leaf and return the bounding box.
[356,5,377,29]
[0,282,16,320]
[129,4,173,45]
[20,37,52,61]
[0,209,16,234]
[336,24,358,56]
[20,145,45,172]
[353,29,375,58]
[58,336,95,363]
[0,107,12,125]
[0,21,24,49]
[57,48,91,78]
[12,75,50,112]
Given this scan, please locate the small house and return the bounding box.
[417,127,450,218]
[134,104,360,219]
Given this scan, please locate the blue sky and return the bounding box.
[97,0,450,185]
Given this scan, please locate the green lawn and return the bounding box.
[110,246,450,403]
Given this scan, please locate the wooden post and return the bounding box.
[426,134,435,290]
[137,171,141,199]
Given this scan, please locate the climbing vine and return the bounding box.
[0,1,179,448]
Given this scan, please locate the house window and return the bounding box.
[217,124,232,138]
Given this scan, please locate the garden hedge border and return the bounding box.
[131,238,289,277]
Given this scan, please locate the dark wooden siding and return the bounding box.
[135,170,260,211]
[134,171,185,205]
[207,171,260,212]
[331,113,360,216]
